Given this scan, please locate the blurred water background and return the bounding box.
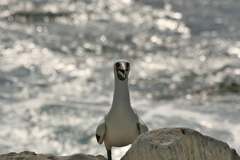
[0,0,240,159]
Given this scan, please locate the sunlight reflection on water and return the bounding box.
[0,0,240,159]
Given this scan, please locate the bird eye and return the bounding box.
[126,63,130,71]
[115,63,120,68]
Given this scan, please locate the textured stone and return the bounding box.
[121,128,240,160]
[0,151,106,160]
[0,128,239,160]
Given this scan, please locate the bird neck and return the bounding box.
[112,78,131,109]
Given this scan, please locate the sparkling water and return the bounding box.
[0,0,240,159]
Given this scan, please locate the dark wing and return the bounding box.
[96,119,106,144]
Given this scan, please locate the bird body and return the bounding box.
[96,60,148,160]
[104,107,139,148]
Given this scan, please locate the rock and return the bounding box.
[121,128,240,160]
[0,128,239,160]
[0,151,106,160]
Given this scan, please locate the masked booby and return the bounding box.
[96,60,148,160]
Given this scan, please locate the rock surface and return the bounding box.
[0,151,106,160]
[0,128,239,160]
[121,128,240,160]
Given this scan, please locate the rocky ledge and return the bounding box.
[0,128,239,160]
[122,128,240,160]
[0,151,107,160]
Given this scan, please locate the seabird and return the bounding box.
[96,60,148,160]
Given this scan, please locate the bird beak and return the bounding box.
[117,69,127,81]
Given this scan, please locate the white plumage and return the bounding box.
[96,60,148,160]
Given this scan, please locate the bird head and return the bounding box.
[114,60,130,81]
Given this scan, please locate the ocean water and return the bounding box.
[0,0,240,159]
